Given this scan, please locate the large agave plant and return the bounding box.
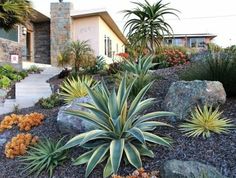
[61,75,174,178]
[59,75,97,103]
[123,55,156,75]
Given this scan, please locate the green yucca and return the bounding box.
[179,105,234,138]
[20,138,67,178]
[59,75,97,103]
[60,75,175,178]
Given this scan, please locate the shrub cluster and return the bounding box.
[0,64,28,89]
[5,133,38,159]
[38,93,63,109]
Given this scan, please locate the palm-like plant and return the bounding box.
[61,75,175,178]
[60,75,97,103]
[0,0,33,31]
[123,0,179,53]
[179,105,234,138]
[66,40,94,73]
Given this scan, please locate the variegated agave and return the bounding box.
[61,75,174,178]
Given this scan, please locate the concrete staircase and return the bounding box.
[0,66,62,115]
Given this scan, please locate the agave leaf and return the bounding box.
[127,127,145,143]
[80,130,109,145]
[143,132,171,148]
[65,110,111,131]
[85,143,109,177]
[124,142,142,169]
[60,133,87,150]
[135,144,154,158]
[110,139,125,173]
[73,150,94,165]
[136,111,176,124]
[128,81,154,118]
[103,158,113,178]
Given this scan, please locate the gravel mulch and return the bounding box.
[0,65,235,178]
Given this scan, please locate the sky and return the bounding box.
[31,0,236,47]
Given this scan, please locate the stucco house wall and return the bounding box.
[72,16,100,55]
[98,17,125,56]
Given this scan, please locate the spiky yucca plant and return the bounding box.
[61,75,174,178]
[179,105,234,138]
[20,138,67,178]
[59,75,97,103]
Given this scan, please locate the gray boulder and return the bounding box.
[163,80,226,121]
[160,160,227,178]
[0,89,7,104]
[57,96,95,134]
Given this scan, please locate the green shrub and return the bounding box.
[60,75,98,103]
[0,75,11,89]
[2,64,16,72]
[61,75,174,178]
[180,53,236,96]
[27,65,42,73]
[84,56,106,74]
[20,138,67,178]
[179,105,234,138]
[38,93,63,109]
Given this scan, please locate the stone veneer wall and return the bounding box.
[34,22,50,64]
[50,2,73,66]
[0,26,26,64]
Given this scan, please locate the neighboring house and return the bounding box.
[163,33,217,49]
[0,2,126,66]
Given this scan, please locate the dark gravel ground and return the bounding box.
[0,65,235,178]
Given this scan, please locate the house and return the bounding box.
[163,33,217,49]
[0,2,126,66]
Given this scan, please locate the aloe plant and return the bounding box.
[61,75,174,177]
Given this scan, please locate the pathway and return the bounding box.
[0,66,61,115]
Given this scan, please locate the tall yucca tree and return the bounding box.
[123,0,179,54]
[0,0,33,31]
[66,40,94,73]
[60,75,175,177]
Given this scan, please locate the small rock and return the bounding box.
[160,159,228,178]
[57,96,95,134]
[163,80,226,121]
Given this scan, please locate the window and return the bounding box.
[0,27,19,42]
[104,35,112,57]
[172,38,183,46]
[189,38,205,48]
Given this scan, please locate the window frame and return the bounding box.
[0,25,20,43]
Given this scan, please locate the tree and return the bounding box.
[123,0,179,54]
[66,40,94,73]
[0,0,33,31]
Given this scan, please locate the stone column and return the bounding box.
[50,2,73,66]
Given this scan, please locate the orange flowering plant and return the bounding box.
[5,133,38,159]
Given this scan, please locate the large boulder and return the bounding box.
[160,160,227,178]
[163,80,226,121]
[57,96,95,134]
